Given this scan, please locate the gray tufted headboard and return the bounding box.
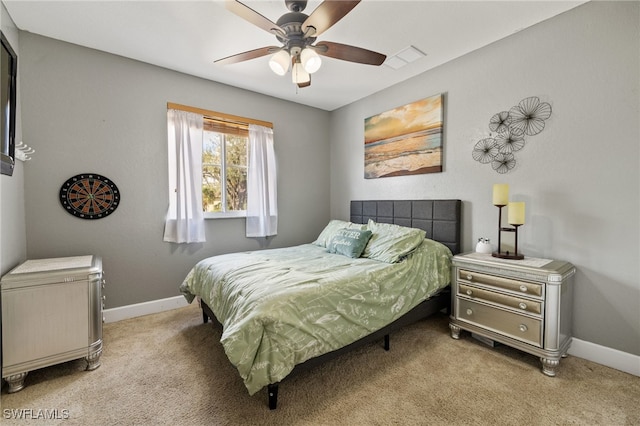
[350,199,462,255]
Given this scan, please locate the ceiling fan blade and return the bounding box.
[302,1,360,37]
[225,0,285,36]
[316,41,386,66]
[215,46,280,65]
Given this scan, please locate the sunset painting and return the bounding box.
[364,94,443,179]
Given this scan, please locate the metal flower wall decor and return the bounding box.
[473,96,552,174]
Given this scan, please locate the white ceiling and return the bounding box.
[3,0,586,111]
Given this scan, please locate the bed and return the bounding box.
[180,199,462,409]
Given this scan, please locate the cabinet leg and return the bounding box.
[540,357,560,377]
[449,323,461,339]
[86,348,103,371]
[5,372,28,393]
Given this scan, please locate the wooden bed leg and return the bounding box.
[267,383,279,410]
[384,334,390,351]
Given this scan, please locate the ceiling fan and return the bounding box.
[216,0,387,88]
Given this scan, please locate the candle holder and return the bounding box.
[492,204,524,260]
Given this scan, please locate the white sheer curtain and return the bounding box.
[246,124,278,237]
[163,109,206,243]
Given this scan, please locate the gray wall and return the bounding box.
[329,1,639,356]
[12,1,640,358]
[0,2,27,277]
[19,33,330,308]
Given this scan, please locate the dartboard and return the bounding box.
[59,173,120,219]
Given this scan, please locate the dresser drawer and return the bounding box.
[459,269,543,298]
[456,298,543,347]
[458,283,542,315]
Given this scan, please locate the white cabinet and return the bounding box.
[449,252,575,376]
[1,256,103,392]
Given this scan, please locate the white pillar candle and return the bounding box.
[492,184,509,206]
[508,202,525,225]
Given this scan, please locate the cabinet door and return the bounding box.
[2,281,89,366]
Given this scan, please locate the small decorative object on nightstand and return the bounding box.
[449,252,575,376]
[475,238,493,254]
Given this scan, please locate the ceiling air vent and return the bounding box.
[384,45,426,70]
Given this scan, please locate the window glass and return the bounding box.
[202,129,248,216]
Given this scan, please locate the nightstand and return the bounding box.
[449,252,575,376]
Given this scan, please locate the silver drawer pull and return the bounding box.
[466,289,473,296]
[466,309,473,316]
[519,302,527,310]
[519,285,528,292]
[519,324,528,332]
[466,274,473,281]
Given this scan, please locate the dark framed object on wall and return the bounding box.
[1,30,17,176]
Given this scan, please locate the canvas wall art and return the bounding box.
[364,94,443,179]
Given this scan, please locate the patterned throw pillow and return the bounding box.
[313,220,366,247]
[327,228,373,258]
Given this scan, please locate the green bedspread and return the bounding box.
[179,239,451,395]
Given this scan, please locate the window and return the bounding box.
[166,102,274,222]
[202,119,249,218]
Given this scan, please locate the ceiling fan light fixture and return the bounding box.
[269,50,291,76]
[300,48,322,74]
[221,0,387,89]
[292,61,310,84]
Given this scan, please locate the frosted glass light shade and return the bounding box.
[508,202,525,225]
[269,50,290,76]
[492,184,509,206]
[301,48,322,74]
[292,62,310,84]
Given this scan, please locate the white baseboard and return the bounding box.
[104,297,639,378]
[103,295,189,323]
[568,338,640,377]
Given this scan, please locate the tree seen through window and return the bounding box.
[202,130,248,213]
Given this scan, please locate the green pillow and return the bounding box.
[313,220,365,247]
[362,219,426,263]
[327,228,373,258]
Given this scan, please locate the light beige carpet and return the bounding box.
[2,302,639,425]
